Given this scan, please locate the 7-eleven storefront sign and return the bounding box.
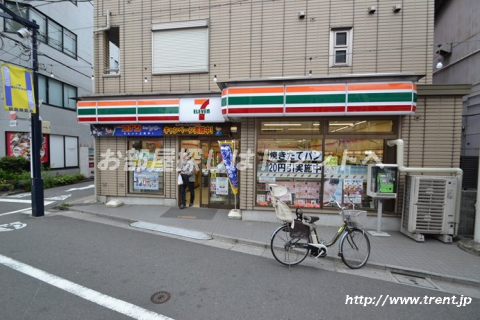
[179,97,224,123]
[77,97,224,124]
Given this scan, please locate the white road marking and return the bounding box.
[45,194,71,201]
[8,193,31,198]
[0,208,31,216]
[0,221,27,232]
[0,199,33,204]
[0,199,55,204]
[0,254,174,320]
[66,185,94,192]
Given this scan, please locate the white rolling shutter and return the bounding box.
[152,20,209,74]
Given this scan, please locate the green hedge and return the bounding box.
[0,156,30,173]
[0,156,86,192]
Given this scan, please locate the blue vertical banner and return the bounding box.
[219,140,239,195]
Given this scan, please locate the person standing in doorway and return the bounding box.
[180,152,195,209]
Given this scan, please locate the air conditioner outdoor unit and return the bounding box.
[402,175,456,243]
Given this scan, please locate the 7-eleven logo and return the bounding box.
[194,99,210,120]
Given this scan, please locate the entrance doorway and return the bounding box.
[180,139,239,209]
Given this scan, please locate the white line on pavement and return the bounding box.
[66,185,95,192]
[0,208,31,216]
[0,199,33,204]
[0,254,174,320]
[0,199,55,205]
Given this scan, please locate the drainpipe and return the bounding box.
[387,139,463,237]
[94,9,111,33]
[91,9,111,94]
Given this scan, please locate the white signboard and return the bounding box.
[179,97,225,123]
[267,150,322,162]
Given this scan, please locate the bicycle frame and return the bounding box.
[302,219,350,257]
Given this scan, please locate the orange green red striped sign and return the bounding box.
[77,99,180,124]
[221,82,417,116]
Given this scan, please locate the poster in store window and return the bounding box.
[6,132,49,163]
[216,177,229,195]
[343,178,363,204]
[210,178,216,192]
[133,170,159,190]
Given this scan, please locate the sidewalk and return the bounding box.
[61,199,480,287]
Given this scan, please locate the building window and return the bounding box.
[30,9,47,43]
[4,1,77,58]
[38,75,78,110]
[329,28,353,67]
[104,27,120,74]
[47,19,63,51]
[127,140,165,195]
[64,84,77,109]
[50,135,78,169]
[152,19,209,74]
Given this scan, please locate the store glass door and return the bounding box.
[199,140,239,208]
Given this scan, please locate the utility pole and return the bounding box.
[0,4,44,217]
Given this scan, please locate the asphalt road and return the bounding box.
[0,180,94,215]
[0,211,478,320]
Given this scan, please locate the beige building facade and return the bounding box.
[79,0,469,235]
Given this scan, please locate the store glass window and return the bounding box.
[256,138,323,208]
[127,139,165,195]
[323,138,384,209]
[256,118,394,211]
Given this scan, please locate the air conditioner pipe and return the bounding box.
[387,139,463,237]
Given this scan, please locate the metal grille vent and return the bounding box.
[414,178,446,232]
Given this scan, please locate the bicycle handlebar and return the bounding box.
[329,199,355,211]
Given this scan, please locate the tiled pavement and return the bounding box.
[61,202,480,286]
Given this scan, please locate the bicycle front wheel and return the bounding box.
[270,224,310,266]
[340,228,370,269]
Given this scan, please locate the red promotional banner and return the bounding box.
[6,132,49,163]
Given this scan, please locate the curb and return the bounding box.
[458,239,480,257]
[63,207,480,288]
[62,207,137,225]
[211,233,480,287]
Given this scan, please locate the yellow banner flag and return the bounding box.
[1,63,35,113]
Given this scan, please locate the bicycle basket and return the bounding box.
[289,221,310,239]
[342,210,367,228]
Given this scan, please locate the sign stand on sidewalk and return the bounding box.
[228,193,241,219]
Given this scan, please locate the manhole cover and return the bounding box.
[151,291,171,304]
[391,273,437,289]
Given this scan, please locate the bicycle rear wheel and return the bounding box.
[340,228,370,269]
[270,224,310,266]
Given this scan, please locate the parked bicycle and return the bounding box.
[269,184,371,269]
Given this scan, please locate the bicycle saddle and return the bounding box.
[303,214,319,224]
